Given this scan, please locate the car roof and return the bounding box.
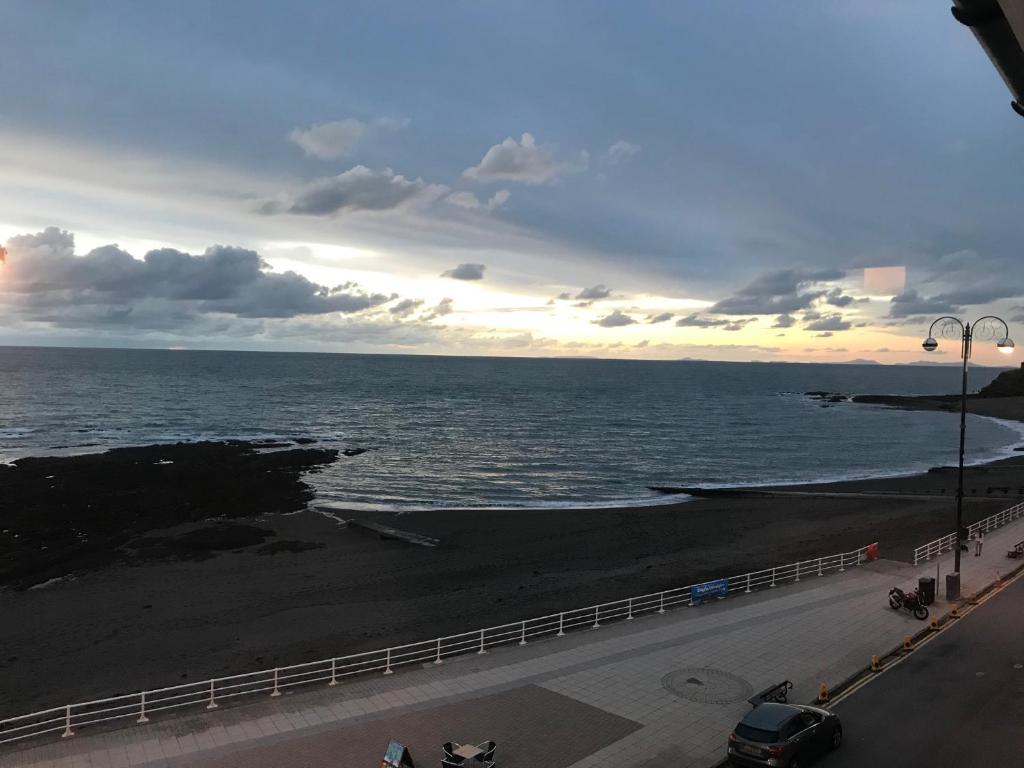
[740,703,802,729]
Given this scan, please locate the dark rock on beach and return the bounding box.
[0,441,338,589]
[256,539,325,555]
[343,448,369,457]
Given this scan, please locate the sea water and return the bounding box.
[0,346,1020,510]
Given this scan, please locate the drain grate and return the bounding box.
[661,667,753,704]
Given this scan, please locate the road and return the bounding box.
[827,570,1024,768]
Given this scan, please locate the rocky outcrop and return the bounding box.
[0,441,338,589]
[978,364,1024,398]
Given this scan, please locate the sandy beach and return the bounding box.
[2,394,1024,717]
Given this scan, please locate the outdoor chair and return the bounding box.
[476,741,497,761]
[442,742,461,758]
[442,760,464,768]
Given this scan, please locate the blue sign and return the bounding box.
[692,578,729,605]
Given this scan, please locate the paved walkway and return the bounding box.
[5,520,1022,768]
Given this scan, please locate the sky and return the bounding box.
[1,1,1022,364]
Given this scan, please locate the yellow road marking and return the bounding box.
[827,567,1024,707]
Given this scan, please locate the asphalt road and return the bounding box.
[825,571,1024,768]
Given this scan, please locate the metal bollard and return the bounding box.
[137,691,149,724]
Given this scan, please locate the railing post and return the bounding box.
[61,704,74,738]
[794,562,801,582]
[745,574,751,594]
[658,592,665,614]
[519,620,528,645]
[626,598,634,620]
[477,629,487,654]
[434,638,443,664]
[592,606,601,629]
[817,558,823,576]
[207,679,219,708]
[839,553,846,572]
[270,668,281,697]
[137,691,149,724]
[384,648,393,674]
[770,567,776,587]
[328,659,337,687]
[557,612,565,636]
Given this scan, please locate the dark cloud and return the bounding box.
[389,298,424,317]
[675,313,755,331]
[2,228,392,324]
[556,292,573,300]
[918,251,1024,306]
[804,314,851,332]
[576,284,612,300]
[772,314,796,328]
[710,268,844,315]
[594,309,637,327]
[647,312,674,324]
[423,297,454,320]
[824,288,855,307]
[441,263,485,281]
[888,289,963,318]
[816,331,834,338]
[266,166,446,216]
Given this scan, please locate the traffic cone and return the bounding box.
[819,682,829,703]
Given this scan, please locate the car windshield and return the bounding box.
[735,723,779,744]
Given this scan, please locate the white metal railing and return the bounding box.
[0,542,877,747]
[912,501,1024,565]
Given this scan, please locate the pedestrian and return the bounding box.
[975,530,984,557]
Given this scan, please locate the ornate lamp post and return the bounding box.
[922,316,1015,575]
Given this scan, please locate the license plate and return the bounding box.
[739,745,762,756]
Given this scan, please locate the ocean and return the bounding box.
[1,346,1020,510]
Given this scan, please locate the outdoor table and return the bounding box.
[453,744,484,760]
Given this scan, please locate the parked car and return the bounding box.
[727,702,842,767]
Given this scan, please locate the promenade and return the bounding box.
[4,518,1021,768]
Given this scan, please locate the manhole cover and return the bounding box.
[661,667,753,704]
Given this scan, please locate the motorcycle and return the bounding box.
[889,586,929,620]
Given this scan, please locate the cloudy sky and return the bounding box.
[1,1,1022,364]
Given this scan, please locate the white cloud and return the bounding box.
[604,140,640,165]
[288,117,410,160]
[462,133,588,185]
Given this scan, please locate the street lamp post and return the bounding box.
[922,316,1015,575]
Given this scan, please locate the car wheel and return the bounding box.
[831,726,843,749]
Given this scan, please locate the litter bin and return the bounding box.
[918,576,935,606]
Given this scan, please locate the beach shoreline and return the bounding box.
[3,395,1024,718]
